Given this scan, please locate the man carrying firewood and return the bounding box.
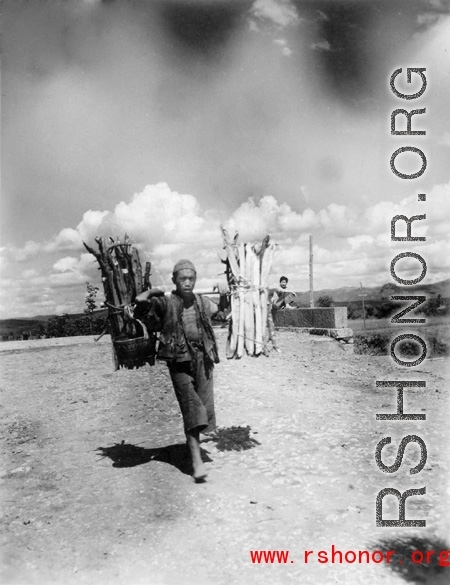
[135,259,226,482]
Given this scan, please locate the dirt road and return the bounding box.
[1,331,449,585]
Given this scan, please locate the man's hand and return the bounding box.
[135,288,165,303]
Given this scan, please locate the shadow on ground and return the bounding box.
[96,441,212,475]
[373,535,450,584]
[203,425,260,451]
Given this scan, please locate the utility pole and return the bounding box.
[309,234,314,308]
[359,281,367,330]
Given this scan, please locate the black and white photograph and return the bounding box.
[1,1,450,584]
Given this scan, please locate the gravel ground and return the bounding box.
[1,331,449,585]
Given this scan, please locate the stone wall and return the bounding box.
[273,306,347,329]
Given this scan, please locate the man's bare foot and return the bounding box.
[186,429,208,482]
[192,461,208,482]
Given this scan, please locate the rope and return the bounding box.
[229,283,269,296]
[105,301,125,310]
[234,332,267,345]
[105,301,135,311]
[105,302,136,319]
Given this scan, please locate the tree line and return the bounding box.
[346,294,447,320]
[3,314,108,341]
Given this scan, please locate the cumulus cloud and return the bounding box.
[7,240,42,263]
[113,183,214,246]
[48,271,88,289]
[1,180,449,318]
[53,256,80,273]
[250,0,300,28]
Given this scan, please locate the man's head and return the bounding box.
[172,259,197,298]
[279,276,288,289]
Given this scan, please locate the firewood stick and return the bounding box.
[260,239,269,341]
[224,234,241,358]
[125,243,139,299]
[102,267,123,338]
[101,238,126,332]
[226,290,238,358]
[223,251,233,357]
[88,238,124,339]
[260,289,268,342]
[124,243,136,297]
[252,244,263,355]
[244,244,254,355]
[110,247,128,307]
[223,242,240,280]
[260,241,275,288]
[143,262,151,291]
[123,244,137,301]
[260,240,275,346]
[229,275,239,358]
[104,239,121,301]
[83,241,103,267]
[237,243,245,358]
[113,243,134,304]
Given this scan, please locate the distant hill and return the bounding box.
[22,314,58,322]
[19,309,108,322]
[293,278,450,306]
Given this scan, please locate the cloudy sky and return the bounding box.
[2,0,450,318]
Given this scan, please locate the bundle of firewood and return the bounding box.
[83,235,155,369]
[221,228,276,358]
